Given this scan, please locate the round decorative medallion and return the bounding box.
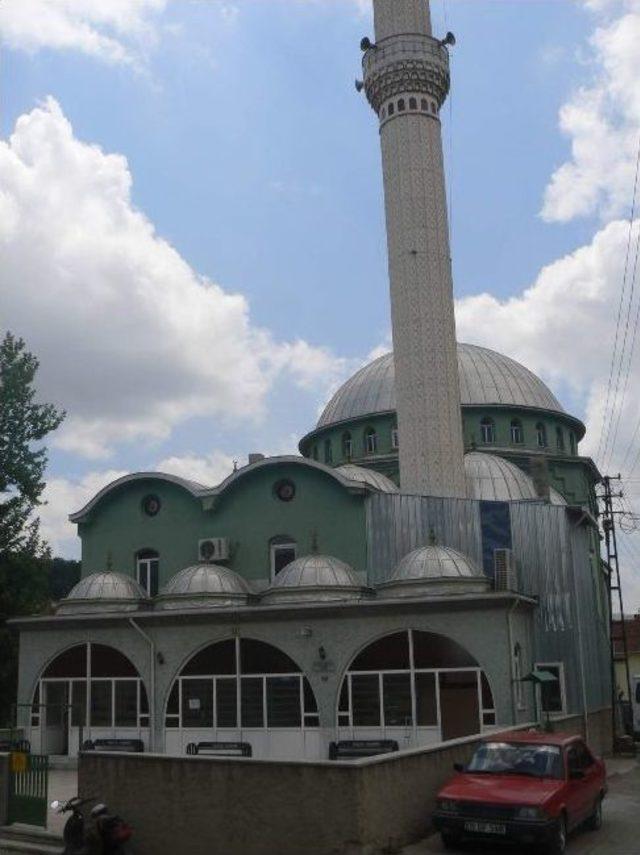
[142,494,161,517]
[274,479,296,503]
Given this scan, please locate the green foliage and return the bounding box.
[0,332,65,557]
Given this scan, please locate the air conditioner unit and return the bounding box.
[198,537,229,562]
[494,548,516,592]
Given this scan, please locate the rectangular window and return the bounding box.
[241,678,264,728]
[271,544,296,579]
[383,673,412,727]
[536,663,565,714]
[351,674,380,727]
[181,679,213,728]
[115,681,138,727]
[137,558,159,597]
[216,678,237,728]
[71,681,87,727]
[267,677,301,728]
[415,673,438,726]
[90,680,112,727]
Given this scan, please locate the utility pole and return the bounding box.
[600,474,633,744]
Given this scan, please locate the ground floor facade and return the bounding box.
[15,594,538,760]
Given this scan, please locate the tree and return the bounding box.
[0,332,65,556]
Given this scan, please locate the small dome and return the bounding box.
[465,452,539,502]
[379,545,490,598]
[336,464,398,493]
[263,555,364,604]
[156,564,252,610]
[316,344,566,430]
[57,572,148,614]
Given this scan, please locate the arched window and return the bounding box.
[391,426,399,450]
[136,550,159,597]
[269,535,297,580]
[420,98,428,111]
[388,102,395,116]
[165,639,319,737]
[536,423,547,448]
[342,432,353,460]
[324,439,333,464]
[337,631,495,743]
[480,417,495,445]
[398,99,406,112]
[510,419,524,444]
[33,643,148,755]
[556,427,565,451]
[409,97,417,110]
[365,428,378,455]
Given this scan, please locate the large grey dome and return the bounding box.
[156,564,252,610]
[465,452,538,502]
[317,344,564,429]
[262,555,364,604]
[336,464,398,493]
[57,572,148,614]
[379,545,490,598]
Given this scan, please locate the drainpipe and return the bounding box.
[129,618,155,753]
[507,599,520,725]
[569,516,591,744]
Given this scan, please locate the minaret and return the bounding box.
[361,0,466,498]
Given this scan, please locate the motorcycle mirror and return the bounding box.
[50,800,60,810]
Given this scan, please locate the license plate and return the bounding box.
[464,821,507,835]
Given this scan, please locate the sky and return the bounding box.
[1,0,640,610]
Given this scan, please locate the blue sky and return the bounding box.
[2,0,640,610]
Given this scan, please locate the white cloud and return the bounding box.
[542,1,640,222]
[155,451,236,486]
[0,98,345,459]
[0,0,168,66]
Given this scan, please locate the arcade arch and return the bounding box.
[164,638,320,760]
[336,630,496,749]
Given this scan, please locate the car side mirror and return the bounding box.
[453,763,464,773]
[569,769,585,780]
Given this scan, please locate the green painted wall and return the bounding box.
[79,464,367,587]
[299,407,598,508]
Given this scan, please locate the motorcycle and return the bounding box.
[51,796,134,854]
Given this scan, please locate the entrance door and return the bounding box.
[439,672,480,741]
[42,682,69,755]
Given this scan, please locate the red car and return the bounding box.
[432,731,606,854]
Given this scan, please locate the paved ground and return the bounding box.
[406,759,640,855]
[47,769,78,836]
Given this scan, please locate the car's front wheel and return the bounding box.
[548,814,567,855]
[587,796,603,831]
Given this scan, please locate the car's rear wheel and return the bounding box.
[547,814,567,855]
[587,796,603,831]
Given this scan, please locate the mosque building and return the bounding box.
[13,0,609,761]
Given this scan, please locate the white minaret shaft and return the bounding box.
[363,0,466,498]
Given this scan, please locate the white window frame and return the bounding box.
[481,419,495,444]
[343,436,353,460]
[510,421,523,444]
[137,553,159,597]
[270,542,297,582]
[365,431,377,455]
[535,661,566,716]
[536,424,547,448]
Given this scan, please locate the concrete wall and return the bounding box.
[78,708,611,855]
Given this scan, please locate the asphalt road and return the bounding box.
[405,760,640,855]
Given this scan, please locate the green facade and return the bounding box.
[79,463,367,585]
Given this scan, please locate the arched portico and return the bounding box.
[163,637,320,760]
[29,643,149,756]
[336,630,497,750]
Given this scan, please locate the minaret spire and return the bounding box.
[361,0,466,499]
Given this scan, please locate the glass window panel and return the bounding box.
[181,679,213,728]
[350,632,409,671]
[90,680,112,727]
[44,682,67,725]
[338,713,350,727]
[338,680,349,712]
[43,645,87,678]
[412,632,478,669]
[140,683,149,714]
[304,715,320,728]
[115,681,138,727]
[415,673,437,726]
[166,683,179,715]
[273,547,296,575]
[241,678,264,728]
[383,673,412,726]
[149,560,159,598]
[241,640,300,675]
[91,645,137,677]
[267,677,301,728]
[216,678,237,728]
[303,678,317,713]
[181,640,236,676]
[71,681,86,727]
[351,675,380,727]
[481,673,494,710]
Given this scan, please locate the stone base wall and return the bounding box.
[78,708,612,855]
